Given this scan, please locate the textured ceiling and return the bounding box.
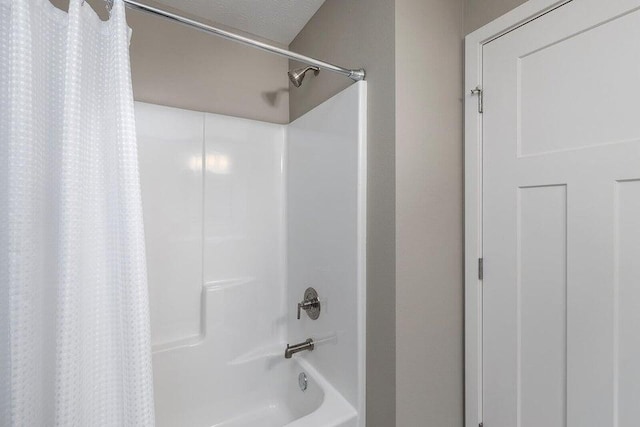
[152,0,327,45]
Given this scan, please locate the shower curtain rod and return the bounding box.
[122,0,366,82]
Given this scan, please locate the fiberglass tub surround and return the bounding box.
[135,82,367,427]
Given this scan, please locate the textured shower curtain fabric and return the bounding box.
[0,0,155,425]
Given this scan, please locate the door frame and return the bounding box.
[464,1,573,426]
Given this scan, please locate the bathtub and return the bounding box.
[153,339,357,427]
[285,359,358,427]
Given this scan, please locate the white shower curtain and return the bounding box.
[0,0,155,425]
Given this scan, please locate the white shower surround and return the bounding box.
[135,82,367,427]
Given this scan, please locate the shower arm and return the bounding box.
[121,0,366,82]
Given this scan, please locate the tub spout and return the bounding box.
[284,338,314,359]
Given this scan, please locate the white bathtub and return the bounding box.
[286,359,357,427]
[153,338,357,427]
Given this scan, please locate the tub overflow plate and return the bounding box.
[298,372,308,392]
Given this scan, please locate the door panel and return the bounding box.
[482,1,640,426]
[518,185,567,426]
[617,180,640,427]
[518,8,640,156]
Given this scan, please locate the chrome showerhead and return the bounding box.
[288,66,320,87]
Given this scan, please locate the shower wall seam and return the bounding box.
[200,114,206,339]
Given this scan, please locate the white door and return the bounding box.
[483,1,640,426]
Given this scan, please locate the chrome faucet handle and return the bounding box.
[297,299,317,319]
[297,287,320,320]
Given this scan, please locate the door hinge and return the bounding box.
[478,258,484,280]
[471,86,483,113]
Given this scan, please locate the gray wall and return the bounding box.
[50,0,289,124]
[289,1,397,427]
[465,0,527,34]
[395,0,464,425]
